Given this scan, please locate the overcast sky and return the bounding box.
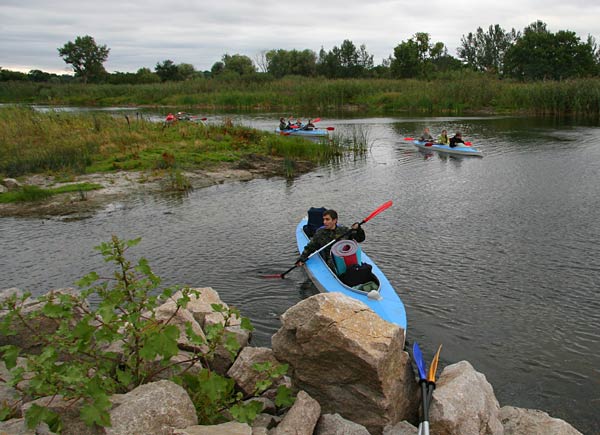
[2,0,599,75]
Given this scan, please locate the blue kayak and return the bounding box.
[296,218,407,330]
[276,128,329,137]
[414,140,483,157]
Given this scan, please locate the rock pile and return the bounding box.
[0,288,582,435]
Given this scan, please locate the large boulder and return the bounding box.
[499,406,583,435]
[428,360,503,435]
[272,293,418,435]
[106,380,197,435]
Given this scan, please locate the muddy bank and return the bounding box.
[0,155,315,219]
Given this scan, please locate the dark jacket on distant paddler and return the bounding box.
[297,224,366,265]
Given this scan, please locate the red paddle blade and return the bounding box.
[312,117,321,123]
[262,274,283,279]
[201,117,208,121]
[425,142,433,147]
[362,200,392,224]
[326,127,335,131]
[464,141,472,146]
[404,137,414,141]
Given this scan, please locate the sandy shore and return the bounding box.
[1,156,314,219]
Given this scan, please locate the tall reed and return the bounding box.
[3,75,600,115]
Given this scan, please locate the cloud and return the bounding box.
[1,0,599,74]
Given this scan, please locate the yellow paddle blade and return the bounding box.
[427,344,443,383]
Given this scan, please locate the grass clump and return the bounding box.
[0,182,102,204]
[0,107,353,182]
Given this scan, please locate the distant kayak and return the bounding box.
[413,140,483,157]
[276,128,329,137]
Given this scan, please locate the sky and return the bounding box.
[1,0,600,75]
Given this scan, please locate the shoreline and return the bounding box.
[0,156,314,219]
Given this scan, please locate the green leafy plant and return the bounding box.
[0,235,263,432]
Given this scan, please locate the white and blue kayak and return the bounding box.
[414,140,483,157]
[276,128,329,137]
[296,218,407,330]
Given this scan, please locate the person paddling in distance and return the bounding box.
[301,119,315,130]
[296,209,365,270]
[419,127,434,142]
[437,129,449,145]
[449,131,466,148]
[279,117,287,131]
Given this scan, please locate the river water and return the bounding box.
[1,113,599,434]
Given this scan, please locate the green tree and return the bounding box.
[220,54,256,76]
[135,67,160,84]
[57,35,110,83]
[504,20,597,80]
[155,59,180,81]
[316,40,374,78]
[458,24,519,74]
[266,49,317,78]
[0,68,28,81]
[391,33,460,78]
[177,63,198,80]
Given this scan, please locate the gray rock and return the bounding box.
[272,293,418,435]
[270,390,321,435]
[500,406,583,435]
[252,413,280,430]
[315,413,371,435]
[21,396,103,435]
[0,418,56,435]
[2,178,22,190]
[154,299,207,352]
[173,421,252,435]
[429,360,503,435]
[383,420,418,435]
[227,347,282,396]
[106,380,197,435]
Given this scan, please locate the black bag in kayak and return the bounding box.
[304,206,327,237]
[340,263,373,287]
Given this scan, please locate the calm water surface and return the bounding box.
[1,114,599,434]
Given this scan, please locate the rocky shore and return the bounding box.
[0,287,583,435]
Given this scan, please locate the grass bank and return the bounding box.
[0,107,353,182]
[2,74,600,115]
[0,183,102,204]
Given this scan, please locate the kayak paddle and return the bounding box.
[404,137,414,141]
[412,342,430,435]
[312,117,321,123]
[326,127,335,131]
[262,200,392,279]
[425,345,442,413]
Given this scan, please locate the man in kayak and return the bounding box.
[279,117,288,131]
[296,209,365,268]
[449,131,466,148]
[419,127,434,141]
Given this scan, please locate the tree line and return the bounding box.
[2,20,599,85]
